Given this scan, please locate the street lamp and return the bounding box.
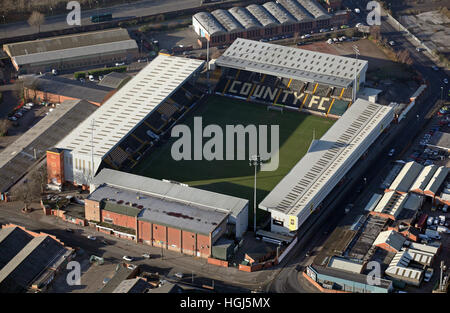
[352,45,360,103]
[249,155,261,234]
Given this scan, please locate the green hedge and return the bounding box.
[88,66,127,77]
[74,66,127,79]
[74,71,86,79]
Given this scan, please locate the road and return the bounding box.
[267,3,448,293]
[0,0,202,41]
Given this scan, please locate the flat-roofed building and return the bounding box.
[3,28,139,74]
[305,265,393,293]
[85,169,248,257]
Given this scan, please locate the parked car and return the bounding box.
[174,272,184,279]
[424,268,434,282]
[432,65,439,71]
[142,253,151,259]
[65,228,74,233]
[123,255,133,262]
[389,41,395,46]
[444,78,448,84]
[87,235,96,240]
[25,102,34,107]
[115,62,125,66]
[388,148,395,157]
[88,75,95,82]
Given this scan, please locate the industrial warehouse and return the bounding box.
[3,28,139,74]
[84,168,248,257]
[193,0,349,46]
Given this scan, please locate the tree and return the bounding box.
[28,11,45,33]
[0,119,11,137]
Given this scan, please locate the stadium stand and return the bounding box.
[214,38,367,116]
[49,55,205,186]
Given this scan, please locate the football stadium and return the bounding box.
[48,38,393,236]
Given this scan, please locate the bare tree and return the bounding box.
[0,119,11,137]
[32,165,48,194]
[28,11,45,33]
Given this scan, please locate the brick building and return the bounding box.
[192,0,350,47]
[84,169,249,258]
[23,74,114,106]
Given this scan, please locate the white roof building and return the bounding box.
[388,161,423,193]
[373,230,406,252]
[216,38,368,88]
[259,99,394,233]
[372,191,408,220]
[385,251,424,286]
[424,166,449,197]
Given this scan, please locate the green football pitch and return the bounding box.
[132,95,334,221]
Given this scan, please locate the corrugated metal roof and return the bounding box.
[245,4,279,27]
[410,165,438,192]
[92,169,248,218]
[193,12,227,35]
[211,9,244,32]
[228,7,262,30]
[262,2,296,24]
[424,166,449,195]
[260,99,393,228]
[57,55,204,160]
[389,161,423,193]
[13,40,138,67]
[373,191,408,218]
[216,38,368,87]
[297,0,330,19]
[373,230,405,251]
[277,0,314,22]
